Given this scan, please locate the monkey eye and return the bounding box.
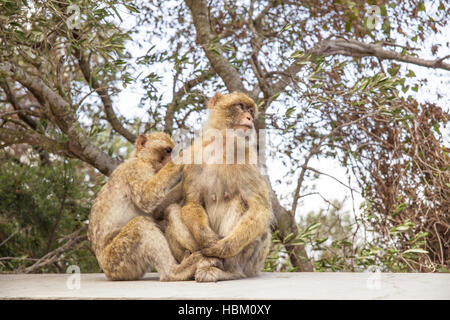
[165,147,173,154]
[237,103,245,111]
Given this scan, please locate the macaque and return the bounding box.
[165,92,273,282]
[88,132,207,281]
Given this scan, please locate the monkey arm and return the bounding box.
[202,192,272,259]
[181,201,222,248]
[128,161,183,214]
[153,182,183,220]
[180,164,222,248]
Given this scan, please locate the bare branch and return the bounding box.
[0,227,23,247]
[22,226,88,274]
[165,69,215,133]
[0,80,38,129]
[291,112,376,215]
[0,127,70,157]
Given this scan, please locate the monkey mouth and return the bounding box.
[236,124,253,131]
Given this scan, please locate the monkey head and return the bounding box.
[206,92,258,132]
[134,132,175,171]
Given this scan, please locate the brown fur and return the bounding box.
[88,132,205,281]
[165,92,273,282]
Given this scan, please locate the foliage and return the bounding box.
[0,0,449,273]
[266,199,449,273]
[0,152,103,273]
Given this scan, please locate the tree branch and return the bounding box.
[0,62,121,175]
[311,38,450,71]
[165,69,215,133]
[22,226,88,274]
[0,127,70,157]
[291,112,376,215]
[269,185,313,272]
[268,37,450,99]
[185,0,245,92]
[0,80,38,129]
[75,49,137,142]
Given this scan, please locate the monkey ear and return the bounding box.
[207,92,223,109]
[136,134,148,151]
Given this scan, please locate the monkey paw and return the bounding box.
[201,239,234,258]
[195,266,220,282]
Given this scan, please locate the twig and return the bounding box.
[0,228,21,247]
[22,226,87,274]
[0,257,40,261]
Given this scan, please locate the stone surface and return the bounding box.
[0,272,449,300]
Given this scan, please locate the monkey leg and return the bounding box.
[242,232,271,277]
[180,201,222,248]
[99,215,201,281]
[164,203,200,262]
[166,203,226,278]
[195,233,271,282]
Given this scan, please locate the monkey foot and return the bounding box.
[195,266,221,282]
[194,257,224,282]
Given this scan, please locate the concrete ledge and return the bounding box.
[0,272,449,300]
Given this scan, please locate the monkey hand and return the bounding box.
[203,233,223,249]
[201,238,237,258]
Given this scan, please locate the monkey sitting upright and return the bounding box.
[88,132,207,281]
[165,92,273,282]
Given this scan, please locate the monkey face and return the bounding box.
[230,102,255,131]
[207,92,258,132]
[135,132,175,169]
[158,146,173,166]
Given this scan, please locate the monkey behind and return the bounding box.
[89,132,207,281]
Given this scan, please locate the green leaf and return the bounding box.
[290,50,304,59]
[111,5,123,22]
[402,248,428,254]
[306,222,321,233]
[406,70,416,77]
[283,232,294,243]
[390,225,409,232]
[285,107,295,118]
[393,203,406,214]
[271,92,281,101]
[433,124,441,135]
[381,19,391,36]
[281,23,293,32]
[345,21,351,33]
[387,64,400,76]
[124,4,140,13]
[417,1,426,12]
